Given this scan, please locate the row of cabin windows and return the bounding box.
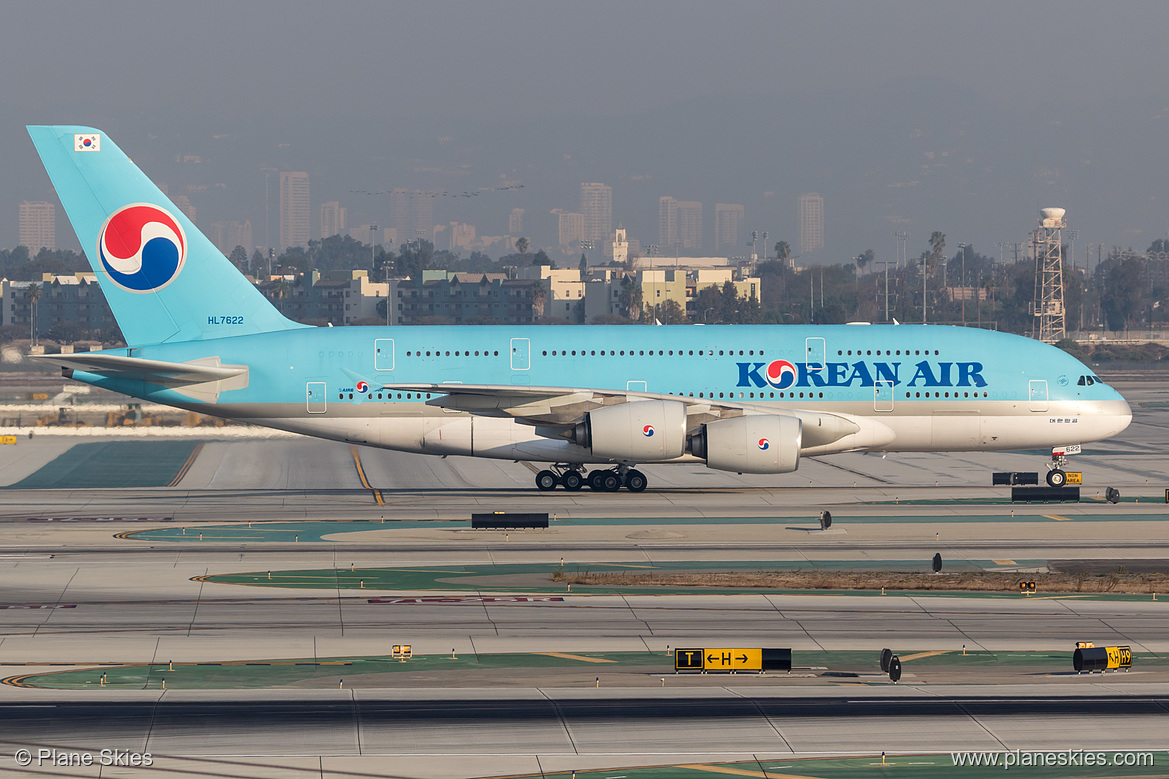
[339,388,990,402]
[405,350,500,357]
[838,349,941,357]
[340,392,434,400]
[542,349,765,357]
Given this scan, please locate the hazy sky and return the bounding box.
[5,1,1166,120]
[4,1,1169,257]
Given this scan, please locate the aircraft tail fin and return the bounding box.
[26,125,308,346]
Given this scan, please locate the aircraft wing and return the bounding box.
[381,382,862,447]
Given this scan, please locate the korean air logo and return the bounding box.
[757,438,770,450]
[642,424,655,437]
[97,204,187,293]
[763,359,797,390]
[356,381,369,393]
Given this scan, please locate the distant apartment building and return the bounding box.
[799,193,824,255]
[263,270,389,326]
[394,271,539,325]
[209,220,253,256]
[320,201,347,239]
[279,172,310,251]
[714,203,744,254]
[18,201,55,252]
[675,201,702,251]
[2,274,117,337]
[557,211,585,250]
[579,183,612,242]
[509,208,524,235]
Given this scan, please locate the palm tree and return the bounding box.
[24,283,41,346]
[271,277,291,314]
[530,280,547,320]
[514,237,529,257]
[775,241,791,266]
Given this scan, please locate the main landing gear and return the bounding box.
[534,464,648,493]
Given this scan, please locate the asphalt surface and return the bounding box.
[0,378,1165,777]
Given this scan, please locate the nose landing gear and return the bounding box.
[1046,450,1069,488]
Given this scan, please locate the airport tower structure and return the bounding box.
[1031,207,1066,342]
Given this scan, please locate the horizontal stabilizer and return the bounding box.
[35,353,243,383]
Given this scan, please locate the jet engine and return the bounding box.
[689,414,802,474]
[573,400,687,461]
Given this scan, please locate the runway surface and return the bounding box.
[0,379,1165,777]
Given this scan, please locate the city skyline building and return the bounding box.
[279,171,310,251]
[509,207,524,235]
[580,182,612,242]
[714,203,745,254]
[320,201,347,239]
[675,201,702,251]
[18,201,55,253]
[557,210,585,250]
[658,196,677,247]
[799,193,824,255]
[209,220,253,256]
[389,189,434,246]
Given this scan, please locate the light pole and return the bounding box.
[893,231,908,269]
[876,261,894,322]
[958,242,967,325]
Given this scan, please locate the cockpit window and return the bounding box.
[1077,376,1086,386]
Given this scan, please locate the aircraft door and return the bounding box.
[874,380,894,412]
[805,337,826,371]
[374,339,394,371]
[306,381,327,414]
[510,338,530,370]
[1028,379,1049,412]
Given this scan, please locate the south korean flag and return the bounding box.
[74,134,101,152]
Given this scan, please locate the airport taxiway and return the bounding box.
[0,379,1165,777]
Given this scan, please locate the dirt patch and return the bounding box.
[552,569,1169,594]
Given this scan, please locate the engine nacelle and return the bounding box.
[690,414,802,474]
[575,400,687,462]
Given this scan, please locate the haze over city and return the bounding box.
[4,1,1169,263]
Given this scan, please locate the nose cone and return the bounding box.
[1091,398,1132,440]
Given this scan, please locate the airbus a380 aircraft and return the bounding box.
[27,126,1131,492]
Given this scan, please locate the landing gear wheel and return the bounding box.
[535,470,559,491]
[1046,469,1067,488]
[599,471,622,492]
[587,470,604,491]
[561,471,583,491]
[624,469,648,492]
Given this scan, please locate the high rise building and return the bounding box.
[580,183,612,242]
[389,189,410,245]
[658,196,677,246]
[558,211,585,249]
[799,193,824,255]
[714,203,745,253]
[675,201,702,251]
[509,208,524,235]
[18,201,55,252]
[321,201,347,239]
[173,195,196,225]
[209,220,253,255]
[389,189,434,246]
[279,171,310,251]
[411,193,434,243]
[611,226,628,266]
